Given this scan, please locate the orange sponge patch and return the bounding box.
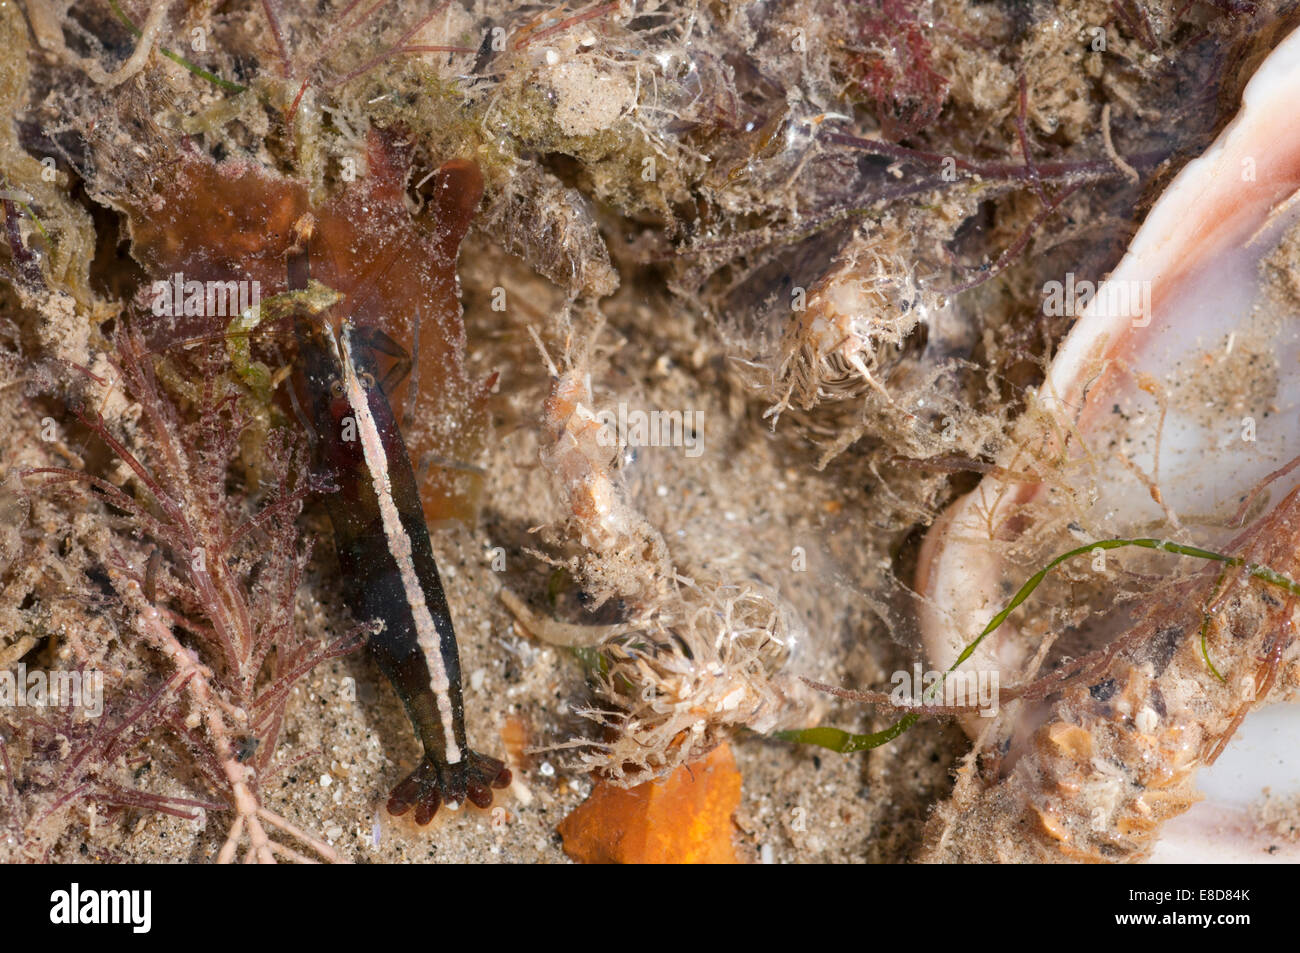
[558,744,742,864]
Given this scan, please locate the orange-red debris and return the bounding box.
[557,744,742,864]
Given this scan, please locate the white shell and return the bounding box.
[917,25,1300,861]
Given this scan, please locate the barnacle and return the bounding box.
[576,579,798,785]
[762,222,933,422]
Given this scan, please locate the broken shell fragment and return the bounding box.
[917,24,1300,861]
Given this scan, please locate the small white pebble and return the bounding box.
[1135,706,1159,734]
[319,773,332,788]
[656,485,668,497]
[545,48,560,66]
[324,823,344,841]
[511,775,534,807]
[539,761,555,777]
[470,668,486,692]
[760,843,775,864]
